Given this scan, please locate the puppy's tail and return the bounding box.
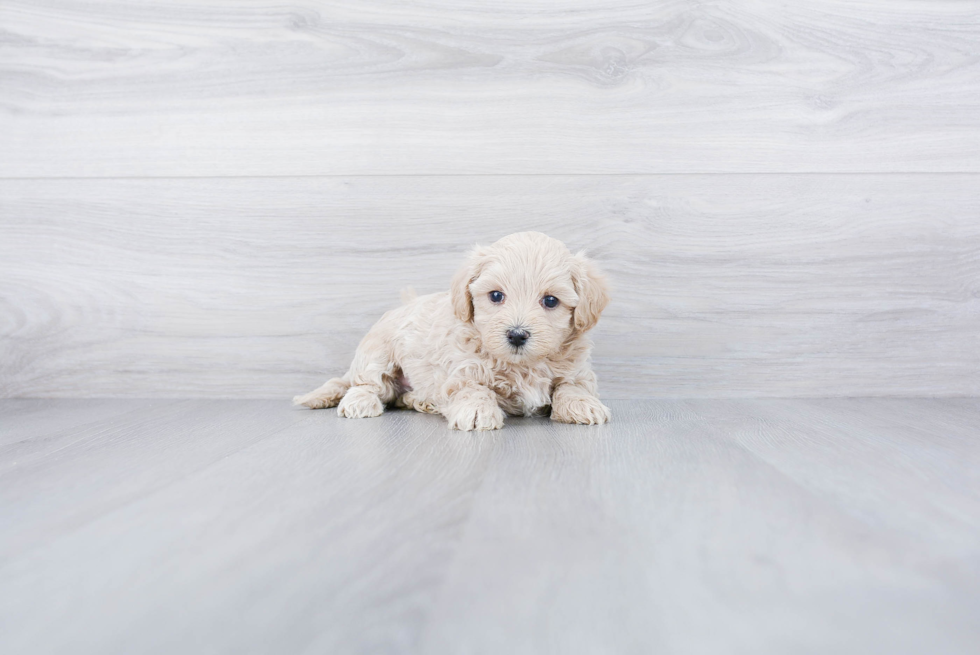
[400,286,418,305]
[293,377,350,409]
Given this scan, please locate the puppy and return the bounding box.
[294,231,611,430]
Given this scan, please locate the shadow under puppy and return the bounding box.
[294,231,611,430]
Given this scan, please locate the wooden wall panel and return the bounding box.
[2,175,977,398]
[2,1,977,397]
[2,0,979,177]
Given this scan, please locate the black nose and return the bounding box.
[506,328,530,348]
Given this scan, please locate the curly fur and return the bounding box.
[293,232,611,430]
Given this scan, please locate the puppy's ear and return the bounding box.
[571,252,610,332]
[450,246,489,322]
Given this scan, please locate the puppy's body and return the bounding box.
[295,232,610,430]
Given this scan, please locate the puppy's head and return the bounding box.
[450,232,610,362]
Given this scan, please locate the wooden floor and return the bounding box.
[1,399,978,654]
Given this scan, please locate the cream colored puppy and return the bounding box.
[294,232,611,430]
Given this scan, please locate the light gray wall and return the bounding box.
[1,1,978,398]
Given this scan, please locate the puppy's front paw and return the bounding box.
[552,394,610,425]
[446,400,505,432]
[337,386,384,418]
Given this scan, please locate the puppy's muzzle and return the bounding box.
[506,328,530,348]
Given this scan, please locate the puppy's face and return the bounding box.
[468,260,577,362]
[451,232,609,363]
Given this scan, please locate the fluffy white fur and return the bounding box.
[293,232,611,430]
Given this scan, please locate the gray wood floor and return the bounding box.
[1,399,978,654]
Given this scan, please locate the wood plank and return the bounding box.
[692,398,980,554]
[0,400,494,654]
[2,174,978,398]
[0,398,174,446]
[0,399,312,558]
[1,399,976,653]
[2,0,979,176]
[422,400,980,654]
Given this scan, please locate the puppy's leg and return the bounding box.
[293,377,350,409]
[442,381,505,431]
[397,392,439,414]
[295,320,399,418]
[551,382,610,425]
[337,385,386,418]
[336,329,401,419]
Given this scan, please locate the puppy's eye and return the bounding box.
[542,295,559,309]
[489,290,505,304]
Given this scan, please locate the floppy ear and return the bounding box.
[449,246,489,322]
[570,252,610,332]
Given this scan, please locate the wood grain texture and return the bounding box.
[2,174,978,398]
[2,0,979,176]
[0,398,174,446]
[422,399,980,654]
[0,399,496,654]
[0,399,977,654]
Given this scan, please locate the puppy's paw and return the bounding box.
[397,392,439,415]
[337,386,384,418]
[412,399,439,414]
[293,378,349,409]
[551,394,610,425]
[446,400,505,432]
